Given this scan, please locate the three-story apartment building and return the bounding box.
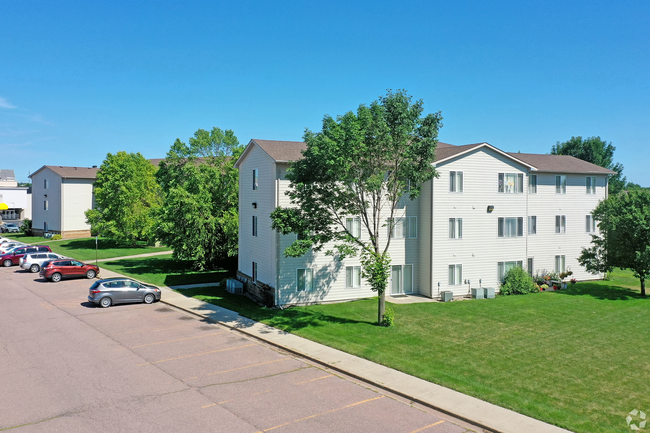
[235,139,614,306]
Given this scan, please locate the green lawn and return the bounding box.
[99,253,237,286]
[180,271,650,433]
[2,233,52,244]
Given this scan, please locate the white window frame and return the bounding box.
[44,200,48,211]
[253,169,259,190]
[555,255,566,273]
[252,215,258,237]
[448,264,462,286]
[44,179,49,189]
[449,171,463,192]
[387,217,417,239]
[586,215,596,233]
[405,216,417,238]
[296,268,313,292]
[555,215,566,234]
[497,260,523,282]
[391,264,414,294]
[498,173,524,194]
[345,265,361,289]
[346,217,361,238]
[556,175,567,194]
[498,217,524,237]
[529,174,537,194]
[586,176,596,194]
[528,216,536,235]
[448,218,463,239]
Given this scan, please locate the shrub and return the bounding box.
[52,234,62,240]
[381,307,395,327]
[500,266,538,295]
[20,218,33,236]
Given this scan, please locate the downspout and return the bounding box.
[275,164,280,308]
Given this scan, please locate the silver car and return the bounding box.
[88,277,162,308]
[0,243,26,254]
[21,252,67,273]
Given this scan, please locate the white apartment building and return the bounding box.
[235,139,614,306]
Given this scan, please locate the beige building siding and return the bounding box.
[433,148,529,296]
[61,179,94,234]
[31,168,62,234]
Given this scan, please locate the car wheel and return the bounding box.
[30,264,40,273]
[51,273,62,283]
[3,259,12,267]
[86,270,96,279]
[143,293,155,304]
[100,297,112,308]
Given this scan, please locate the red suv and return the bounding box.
[1,245,52,267]
[39,259,100,282]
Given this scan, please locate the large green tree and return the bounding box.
[85,151,161,244]
[579,189,650,296]
[551,136,626,194]
[155,127,243,270]
[271,90,443,325]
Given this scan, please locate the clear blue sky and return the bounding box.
[2,0,648,185]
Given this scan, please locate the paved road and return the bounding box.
[0,266,474,433]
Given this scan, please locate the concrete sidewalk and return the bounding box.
[96,265,571,433]
[94,250,173,262]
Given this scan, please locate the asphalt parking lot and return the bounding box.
[0,266,475,433]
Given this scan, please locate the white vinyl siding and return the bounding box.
[555,215,566,234]
[497,260,523,281]
[586,215,595,233]
[345,266,361,288]
[448,264,462,285]
[449,171,463,192]
[528,216,536,235]
[555,255,566,273]
[498,217,523,237]
[346,217,361,238]
[556,175,567,194]
[529,174,537,194]
[448,218,462,239]
[498,173,523,193]
[296,268,313,291]
[586,176,596,194]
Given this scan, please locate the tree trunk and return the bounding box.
[641,278,646,296]
[377,291,386,325]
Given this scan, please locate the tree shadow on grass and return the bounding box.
[554,282,646,301]
[59,238,150,251]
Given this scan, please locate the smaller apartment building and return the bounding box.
[30,166,98,238]
[236,139,615,307]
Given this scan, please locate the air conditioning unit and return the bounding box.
[440,291,453,302]
[471,288,484,299]
[483,287,495,299]
[226,278,243,295]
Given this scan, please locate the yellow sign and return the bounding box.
[0,203,8,210]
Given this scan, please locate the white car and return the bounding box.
[21,252,67,273]
[0,242,26,254]
[1,223,20,233]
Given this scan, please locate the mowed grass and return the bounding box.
[2,233,51,245]
[180,271,650,433]
[99,253,236,286]
[48,238,171,261]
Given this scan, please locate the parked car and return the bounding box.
[0,242,26,254]
[88,277,162,308]
[20,252,67,273]
[1,223,20,233]
[39,259,100,282]
[2,245,52,267]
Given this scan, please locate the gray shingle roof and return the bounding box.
[30,166,99,179]
[251,139,307,162]
[0,169,16,181]
[506,153,617,174]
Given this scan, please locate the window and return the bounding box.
[346,217,361,238]
[529,175,537,194]
[497,261,523,282]
[498,173,524,193]
[555,215,566,234]
[252,262,257,282]
[297,268,313,291]
[44,222,48,232]
[498,217,523,237]
[391,264,413,294]
[44,200,48,211]
[586,176,596,194]
[252,216,258,237]
[346,266,361,288]
[448,218,463,239]
[528,216,537,235]
[449,171,463,192]
[556,175,566,194]
[586,215,596,233]
[44,179,49,189]
[253,169,258,190]
[448,264,462,285]
[527,258,534,277]
[555,255,566,273]
[387,217,417,239]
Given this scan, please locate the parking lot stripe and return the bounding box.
[409,420,446,432]
[39,303,52,310]
[202,403,217,409]
[294,374,333,385]
[207,357,291,376]
[115,331,227,351]
[137,343,256,366]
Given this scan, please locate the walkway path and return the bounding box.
[94,250,172,262]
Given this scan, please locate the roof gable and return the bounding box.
[235,139,307,168]
[506,153,616,175]
[30,165,99,180]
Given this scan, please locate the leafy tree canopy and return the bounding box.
[271,90,443,324]
[85,151,161,244]
[155,127,243,270]
[579,189,650,296]
[551,136,626,194]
